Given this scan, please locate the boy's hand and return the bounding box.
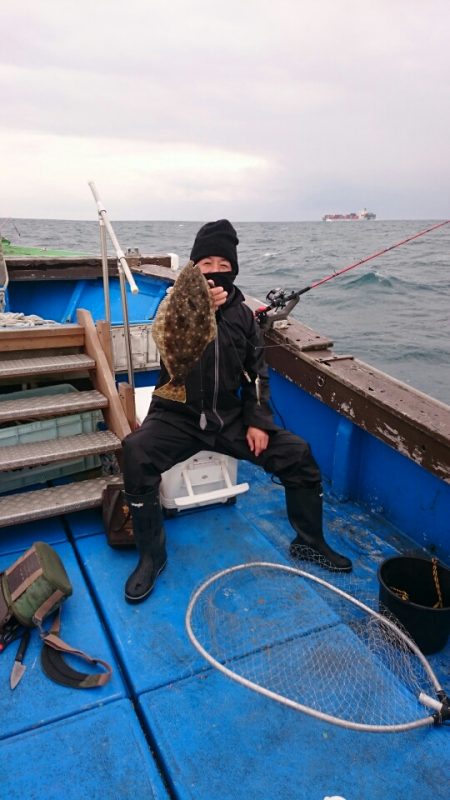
[246,426,269,457]
[167,281,227,310]
[207,280,228,310]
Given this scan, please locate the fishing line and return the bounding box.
[213,220,450,370]
[252,218,450,336]
[306,218,450,292]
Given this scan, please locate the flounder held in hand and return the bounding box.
[152,261,217,402]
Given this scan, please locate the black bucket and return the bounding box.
[378,555,450,655]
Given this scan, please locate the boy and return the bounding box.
[122,219,351,603]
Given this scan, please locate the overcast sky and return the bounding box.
[1,0,449,221]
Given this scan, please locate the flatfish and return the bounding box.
[152,260,217,402]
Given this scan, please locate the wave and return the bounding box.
[7,217,450,404]
[383,347,450,364]
[342,271,395,289]
[340,270,450,293]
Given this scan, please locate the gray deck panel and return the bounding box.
[0,475,122,527]
[0,430,120,471]
[0,389,107,422]
[0,353,95,378]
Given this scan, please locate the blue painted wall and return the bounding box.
[7,274,170,324]
[269,369,450,561]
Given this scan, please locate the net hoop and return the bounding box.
[186,561,445,733]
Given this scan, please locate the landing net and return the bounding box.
[185,561,449,733]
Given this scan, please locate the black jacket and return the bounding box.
[148,285,278,439]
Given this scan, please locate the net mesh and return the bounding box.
[186,557,443,732]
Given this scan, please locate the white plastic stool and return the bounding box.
[159,450,249,514]
[134,387,249,514]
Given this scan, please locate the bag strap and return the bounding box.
[40,609,113,688]
[6,548,43,602]
[33,589,66,627]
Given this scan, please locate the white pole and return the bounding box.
[99,218,111,323]
[0,238,8,313]
[88,181,139,295]
[88,180,136,387]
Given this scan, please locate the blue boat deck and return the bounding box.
[1,462,449,800]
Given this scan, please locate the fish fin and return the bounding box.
[152,381,187,403]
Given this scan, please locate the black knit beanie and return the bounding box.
[190,219,239,275]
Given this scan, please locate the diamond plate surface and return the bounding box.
[0,431,120,471]
[0,475,123,527]
[0,354,95,379]
[0,390,107,423]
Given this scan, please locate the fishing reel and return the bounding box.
[255,287,302,330]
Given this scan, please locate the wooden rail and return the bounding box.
[262,317,450,483]
[77,309,131,441]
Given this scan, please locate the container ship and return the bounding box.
[322,208,376,221]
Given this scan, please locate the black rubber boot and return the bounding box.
[285,485,352,572]
[124,490,167,603]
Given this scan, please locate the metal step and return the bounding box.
[0,390,108,423]
[0,430,121,472]
[0,475,123,527]
[0,353,95,380]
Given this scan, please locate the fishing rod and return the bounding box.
[255,219,450,330]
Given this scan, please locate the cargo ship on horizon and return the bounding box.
[322,208,376,221]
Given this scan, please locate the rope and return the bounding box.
[432,558,444,609]
[390,586,410,602]
[0,312,60,328]
[389,557,444,609]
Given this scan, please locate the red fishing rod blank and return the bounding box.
[309,219,450,291]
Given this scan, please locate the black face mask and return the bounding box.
[202,272,236,295]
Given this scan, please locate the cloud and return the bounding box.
[0,130,272,218]
[1,0,450,218]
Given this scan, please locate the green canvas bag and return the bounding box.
[0,541,112,688]
[0,541,72,630]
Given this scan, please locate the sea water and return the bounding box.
[4,218,450,405]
